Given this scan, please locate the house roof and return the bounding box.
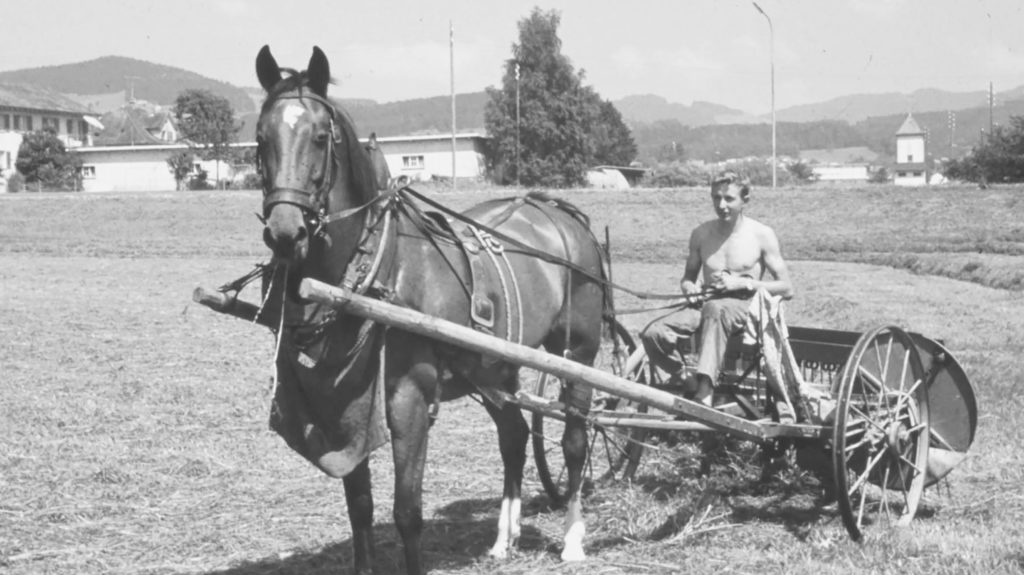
[94,113,165,146]
[0,82,91,114]
[896,114,925,136]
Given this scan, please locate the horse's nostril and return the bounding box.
[295,226,308,243]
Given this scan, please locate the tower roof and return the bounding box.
[896,113,925,136]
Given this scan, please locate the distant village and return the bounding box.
[1,81,944,193]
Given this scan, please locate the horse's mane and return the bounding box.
[261,69,378,201]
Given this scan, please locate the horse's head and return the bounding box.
[255,45,377,267]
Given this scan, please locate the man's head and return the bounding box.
[709,172,750,223]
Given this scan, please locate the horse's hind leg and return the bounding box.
[343,458,375,575]
[483,393,529,559]
[559,380,593,562]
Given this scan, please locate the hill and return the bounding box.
[235,91,489,141]
[613,94,754,126]
[0,56,255,114]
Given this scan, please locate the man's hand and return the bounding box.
[710,271,754,293]
[680,279,701,296]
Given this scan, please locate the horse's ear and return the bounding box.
[256,45,282,92]
[369,132,378,144]
[308,46,330,97]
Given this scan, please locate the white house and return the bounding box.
[372,133,488,182]
[811,164,870,182]
[894,114,928,186]
[73,143,249,192]
[73,133,490,192]
[1,82,101,191]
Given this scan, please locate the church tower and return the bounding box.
[894,114,927,186]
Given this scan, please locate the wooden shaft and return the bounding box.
[192,286,277,330]
[299,277,768,440]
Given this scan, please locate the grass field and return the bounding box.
[1,184,1023,574]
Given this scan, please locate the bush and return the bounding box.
[6,172,25,193]
[188,170,212,191]
[642,161,711,187]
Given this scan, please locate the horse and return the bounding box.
[254,45,607,575]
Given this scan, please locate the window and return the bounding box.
[67,119,75,135]
[907,154,914,162]
[25,116,33,131]
[13,115,20,130]
[1,114,9,130]
[912,171,922,177]
[897,172,907,177]
[81,165,96,179]
[402,155,424,169]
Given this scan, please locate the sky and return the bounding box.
[2,0,1024,114]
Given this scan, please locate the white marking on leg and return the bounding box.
[561,495,587,562]
[488,495,521,558]
[282,104,305,129]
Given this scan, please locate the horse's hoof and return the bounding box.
[487,546,509,560]
[560,546,586,562]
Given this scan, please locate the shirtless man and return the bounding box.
[640,173,794,406]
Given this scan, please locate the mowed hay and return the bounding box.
[1,186,1023,574]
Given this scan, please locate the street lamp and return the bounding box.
[753,2,776,190]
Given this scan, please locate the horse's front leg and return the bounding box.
[483,397,529,559]
[560,382,592,562]
[387,341,437,575]
[343,457,375,575]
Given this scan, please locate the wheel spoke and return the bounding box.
[848,446,889,496]
[892,377,924,415]
[930,427,955,450]
[849,404,889,435]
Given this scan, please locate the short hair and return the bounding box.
[711,171,751,199]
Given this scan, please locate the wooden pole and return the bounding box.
[192,286,277,329]
[299,278,772,440]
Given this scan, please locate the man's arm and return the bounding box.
[755,227,794,299]
[679,226,703,295]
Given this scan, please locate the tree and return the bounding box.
[174,89,239,188]
[589,98,638,166]
[485,8,636,187]
[786,160,816,183]
[166,150,195,191]
[944,115,1024,183]
[16,129,83,191]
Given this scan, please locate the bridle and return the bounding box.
[257,90,348,223]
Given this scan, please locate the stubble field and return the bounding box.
[1,184,1022,574]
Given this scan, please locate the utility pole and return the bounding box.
[515,60,521,187]
[989,81,995,141]
[947,111,956,158]
[450,20,456,192]
[753,2,776,190]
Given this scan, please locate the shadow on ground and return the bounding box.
[202,495,558,575]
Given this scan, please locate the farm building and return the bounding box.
[73,143,249,192]
[0,82,101,191]
[371,133,488,182]
[894,114,928,186]
[799,146,879,182]
[73,133,490,192]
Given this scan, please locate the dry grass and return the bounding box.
[1,185,1022,574]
